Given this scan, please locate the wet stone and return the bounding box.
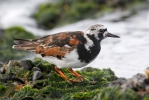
[0,62,5,74]
[19,60,33,70]
[0,62,3,67]
[0,72,24,84]
[108,78,127,87]
[13,78,25,84]
[36,63,43,71]
[132,73,146,87]
[6,73,16,80]
[32,67,43,81]
[121,74,145,89]
[0,73,16,83]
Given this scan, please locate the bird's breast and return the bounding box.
[77,43,101,63]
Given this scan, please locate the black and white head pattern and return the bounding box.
[85,24,108,41]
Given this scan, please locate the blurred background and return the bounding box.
[0,0,148,78]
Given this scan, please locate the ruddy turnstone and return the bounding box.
[12,24,120,82]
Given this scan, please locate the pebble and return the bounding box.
[19,60,32,70]
[109,67,149,96]
[32,67,43,81]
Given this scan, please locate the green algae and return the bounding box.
[0,57,117,99]
[33,0,145,29]
[93,87,142,100]
[0,57,148,100]
[0,84,6,95]
[12,86,39,100]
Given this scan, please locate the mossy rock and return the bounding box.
[0,26,35,62]
[33,0,144,29]
[33,3,61,29]
[33,1,99,29]
[1,58,148,99]
[93,86,142,100]
[0,58,118,99]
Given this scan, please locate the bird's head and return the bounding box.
[85,24,120,41]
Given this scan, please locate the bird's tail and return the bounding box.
[12,38,39,52]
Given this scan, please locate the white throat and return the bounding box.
[83,34,94,51]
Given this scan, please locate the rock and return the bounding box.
[0,72,24,84]
[19,60,33,70]
[108,78,126,87]
[33,0,145,30]
[132,73,146,87]
[0,62,5,74]
[121,73,146,91]
[32,67,43,81]
[13,78,25,84]
[6,73,16,80]
[3,73,24,83]
[2,58,149,100]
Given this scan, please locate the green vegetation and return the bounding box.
[0,57,116,99]
[0,26,35,62]
[93,87,142,100]
[0,58,149,99]
[33,0,144,29]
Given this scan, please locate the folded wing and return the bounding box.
[12,31,84,59]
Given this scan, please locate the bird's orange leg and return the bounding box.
[54,66,69,82]
[68,68,84,82]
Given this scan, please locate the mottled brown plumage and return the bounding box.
[13,31,84,59]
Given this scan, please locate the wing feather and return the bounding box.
[35,31,85,59]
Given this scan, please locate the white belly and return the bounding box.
[43,49,88,69]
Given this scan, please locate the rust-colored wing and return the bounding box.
[34,31,85,59]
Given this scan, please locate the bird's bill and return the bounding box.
[106,32,120,38]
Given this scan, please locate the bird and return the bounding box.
[12,24,120,82]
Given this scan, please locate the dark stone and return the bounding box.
[13,78,25,84]
[6,73,16,80]
[108,78,127,87]
[19,60,33,70]
[36,63,43,71]
[0,62,5,74]
[32,67,43,81]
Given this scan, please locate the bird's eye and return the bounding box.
[104,28,107,31]
[91,29,95,31]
